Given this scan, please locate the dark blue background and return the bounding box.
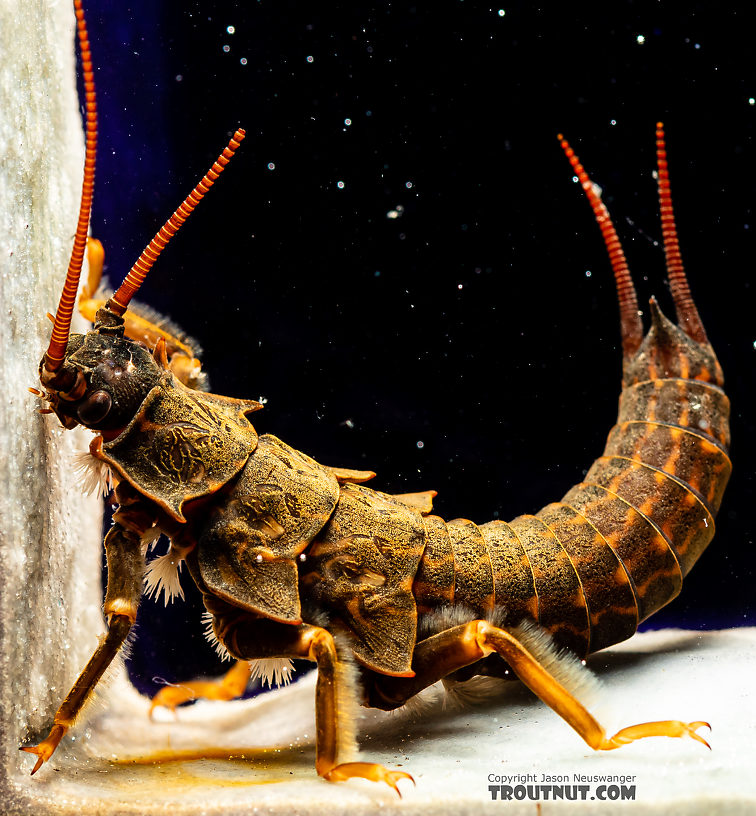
[76,1,754,697]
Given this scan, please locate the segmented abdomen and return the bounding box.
[412,376,731,657]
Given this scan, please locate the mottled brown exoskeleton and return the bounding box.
[23,0,731,795]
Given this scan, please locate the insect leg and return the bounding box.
[476,622,710,749]
[367,620,709,750]
[20,616,133,774]
[80,236,105,302]
[297,626,414,794]
[21,514,146,774]
[149,659,252,717]
[221,616,413,793]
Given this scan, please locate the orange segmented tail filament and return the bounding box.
[656,122,707,343]
[45,0,97,371]
[559,134,643,359]
[108,129,247,316]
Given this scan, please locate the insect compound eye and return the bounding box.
[76,389,112,426]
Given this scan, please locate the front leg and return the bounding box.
[226,617,413,794]
[21,502,147,774]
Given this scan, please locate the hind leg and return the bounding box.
[367,620,709,750]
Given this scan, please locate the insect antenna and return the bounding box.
[655,122,708,344]
[43,0,97,376]
[558,134,644,360]
[106,129,246,317]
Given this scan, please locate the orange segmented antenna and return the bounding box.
[107,129,246,316]
[559,134,643,359]
[656,122,708,344]
[44,0,97,372]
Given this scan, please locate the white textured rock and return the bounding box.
[0,0,104,808]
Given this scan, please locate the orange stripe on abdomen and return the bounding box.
[586,456,714,576]
[604,421,731,513]
[536,502,638,652]
[562,483,683,623]
[618,378,730,448]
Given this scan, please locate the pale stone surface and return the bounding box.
[0,0,105,807]
[5,628,756,814]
